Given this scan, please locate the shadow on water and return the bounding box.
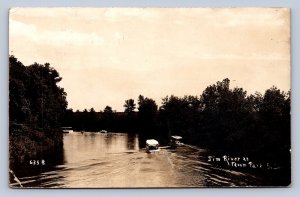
[10,143,65,187]
[127,133,138,150]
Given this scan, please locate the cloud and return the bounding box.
[10,19,105,47]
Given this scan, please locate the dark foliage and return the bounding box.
[63,78,290,173]
[9,56,67,166]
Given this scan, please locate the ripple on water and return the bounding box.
[12,133,266,188]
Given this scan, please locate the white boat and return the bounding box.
[99,130,107,134]
[61,127,73,134]
[170,135,183,148]
[146,139,160,153]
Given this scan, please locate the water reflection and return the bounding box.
[127,133,139,150]
[11,132,265,188]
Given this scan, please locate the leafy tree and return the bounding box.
[261,86,286,115]
[137,95,158,133]
[103,106,113,114]
[101,105,115,130]
[256,86,290,164]
[9,56,30,123]
[159,95,197,137]
[10,56,67,129]
[9,56,68,166]
[138,95,158,118]
[246,92,263,112]
[200,78,247,114]
[124,99,136,113]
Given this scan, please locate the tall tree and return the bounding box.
[124,99,136,113]
[138,95,158,118]
[159,95,194,136]
[9,56,68,165]
[10,56,67,129]
[137,95,158,132]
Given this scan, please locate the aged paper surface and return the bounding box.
[9,8,290,188]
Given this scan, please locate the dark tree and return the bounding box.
[9,56,68,166]
[124,99,136,113]
[137,95,158,134]
[138,95,158,119]
[159,95,199,138]
[103,106,113,114]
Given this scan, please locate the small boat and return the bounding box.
[169,135,183,149]
[99,130,107,134]
[61,127,73,134]
[146,139,160,153]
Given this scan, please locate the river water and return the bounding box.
[11,132,268,188]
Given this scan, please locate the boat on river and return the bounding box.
[99,130,108,134]
[146,139,160,153]
[61,127,73,134]
[169,135,183,149]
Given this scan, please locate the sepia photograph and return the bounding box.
[9,8,290,188]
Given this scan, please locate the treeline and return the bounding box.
[63,96,157,133]
[64,78,290,165]
[9,56,68,166]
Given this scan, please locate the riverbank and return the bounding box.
[9,124,63,168]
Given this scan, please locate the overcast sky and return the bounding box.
[9,8,290,112]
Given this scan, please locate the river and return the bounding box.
[10,132,273,188]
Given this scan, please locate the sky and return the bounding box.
[9,8,290,112]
